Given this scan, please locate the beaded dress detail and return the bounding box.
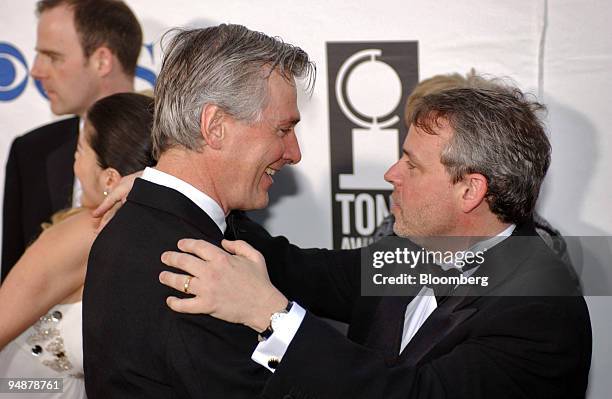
[0,302,86,398]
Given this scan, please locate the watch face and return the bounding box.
[270,310,289,331]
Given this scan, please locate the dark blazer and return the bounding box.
[2,117,79,281]
[83,180,268,399]
[229,214,592,399]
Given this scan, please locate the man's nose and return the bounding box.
[30,54,45,80]
[283,132,302,165]
[384,161,399,184]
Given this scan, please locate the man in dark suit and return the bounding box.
[1,0,142,280]
[159,86,592,397]
[82,24,315,398]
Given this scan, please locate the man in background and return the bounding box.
[1,0,141,280]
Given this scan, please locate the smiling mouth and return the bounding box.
[264,167,279,183]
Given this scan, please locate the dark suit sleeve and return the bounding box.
[262,297,590,399]
[229,212,361,324]
[2,138,24,281]
[165,313,267,398]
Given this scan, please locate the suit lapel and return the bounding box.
[127,179,224,246]
[399,296,477,366]
[396,222,539,366]
[355,273,424,365]
[46,117,79,212]
[362,295,413,366]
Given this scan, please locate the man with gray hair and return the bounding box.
[82,24,314,398]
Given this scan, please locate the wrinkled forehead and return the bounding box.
[404,121,452,161]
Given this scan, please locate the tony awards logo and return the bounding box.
[337,49,402,190]
[327,42,418,249]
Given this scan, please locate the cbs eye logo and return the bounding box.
[0,42,29,101]
[0,41,157,102]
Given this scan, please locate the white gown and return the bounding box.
[0,302,86,398]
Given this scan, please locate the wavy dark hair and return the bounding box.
[86,92,155,175]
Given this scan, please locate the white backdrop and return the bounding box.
[1,0,610,397]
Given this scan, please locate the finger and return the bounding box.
[222,239,265,264]
[159,270,188,292]
[95,202,121,233]
[92,171,141,216]
[177,238,225,261]
[92,192,121,217]
[166,296,208,314]
[160,251,206,277]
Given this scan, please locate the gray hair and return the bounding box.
[410,86,551,225]
[152,24,316,159]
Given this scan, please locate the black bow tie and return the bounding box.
[418,263,465,304]
[413,263,479,306]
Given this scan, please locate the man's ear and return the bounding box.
[200,103,225,150]
[102,167,122,192]
[90,46,113,77]
[459,173,488,214]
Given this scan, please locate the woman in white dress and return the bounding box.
[0,92,155,398]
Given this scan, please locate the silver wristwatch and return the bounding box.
[257,301,293,342]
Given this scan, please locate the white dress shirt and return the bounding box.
[140,167,226,234]
[252,224,516,371]
[251,304,306,372]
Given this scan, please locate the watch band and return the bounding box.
[257,301,293,342]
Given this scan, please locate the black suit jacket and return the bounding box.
[83,180,269,398]
[2,117,79,281]
[228,215,592,399]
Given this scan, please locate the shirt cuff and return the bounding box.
[251,302,306,372]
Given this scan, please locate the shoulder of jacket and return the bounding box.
[13,116,79,148]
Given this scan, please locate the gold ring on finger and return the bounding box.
[183,276,192,294]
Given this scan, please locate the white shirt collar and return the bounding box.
[439,224,516,272]
[469,223,516,254]
[140,167,227,234]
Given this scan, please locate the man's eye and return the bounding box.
[406,161,416,169]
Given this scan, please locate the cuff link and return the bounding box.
[267,357,280,370]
